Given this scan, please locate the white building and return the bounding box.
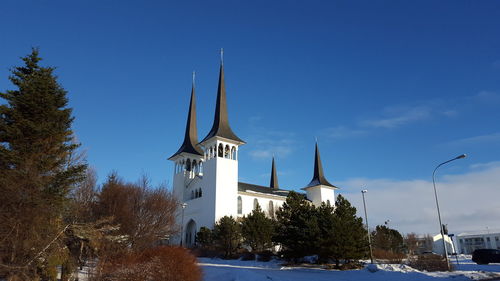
[432,234,455,255]
[456,229,500,254]
[168,61,338,247]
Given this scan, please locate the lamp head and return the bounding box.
[456,154,467,159]
[361,189,368,193]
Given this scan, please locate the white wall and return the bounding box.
[432,234,455,255]
[304,185,336,207]
[238,193,286,218]
[457,232,500,254]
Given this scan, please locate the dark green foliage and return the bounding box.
[372,225,404,253]
[195,227,214,249]
[316,201,336,263]
[0,49,86,280]
[241,203,275,253]
[213,216,242,258]
[328,195,368,266]
[274,191,320,261]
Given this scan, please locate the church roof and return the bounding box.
[304,143,338,189]
[270,157,279,189]
[169,84,204,159]
[200,63,245,145]
[238,182,289,197]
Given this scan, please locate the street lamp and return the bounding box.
[432,154,466,270]
[180,203,187,247]
[361,189,374,264]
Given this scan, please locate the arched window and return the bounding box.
[231,147,236,160]
[191,190,194,199]
[327,199,331,206]
[218,144,223,157]
[186,158,191,171]
[199,188,202,198]
[237,196,242,214]
[209,147,213,159]
[253,198,259,210]
[199,162,203,174]
[269,201,274,217]
[224,145,230,158]
[192,159,197,174]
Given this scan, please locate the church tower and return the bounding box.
[199,59,245,223]
[168,78,204,205]
[302,143,338,206]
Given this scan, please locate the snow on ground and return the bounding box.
[199,256,500,281]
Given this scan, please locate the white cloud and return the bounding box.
[246,116,298,161]
[473,91,500,104]
[449,133,500,146]
[361,106,432,129]
[248,139,294,160]
[339,162,500,235]
[321,126,367,140]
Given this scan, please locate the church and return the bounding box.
[169,59,339,247]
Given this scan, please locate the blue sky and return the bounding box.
[1,1,500,233]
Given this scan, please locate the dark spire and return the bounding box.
[270,157,279,189]
[306,142,336,188]
[200,60,245,144]
[169,81,203,159]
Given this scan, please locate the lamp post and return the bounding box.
[361,189,374,264]
[432,154,466,271]
[180,203,187,247]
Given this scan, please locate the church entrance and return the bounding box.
[185,219,197,248]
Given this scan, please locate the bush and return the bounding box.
[256,250,274,262]
[408,254,451,272]
[98,246,201,281]
[373,249,405,264]
[240,251,256,261]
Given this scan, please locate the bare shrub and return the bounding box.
[408,254,451,272]
[98,246,201,281]
[95,174,178,250]
[373,249,405,264]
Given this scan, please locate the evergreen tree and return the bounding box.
[0,49,86,279]
[213,216,241,258]
[329,195,367,266]
[316,201,336,263]
[274,191,319,262]
[196,227,214,250]
[372,225,404,253]
[241,203,275,253]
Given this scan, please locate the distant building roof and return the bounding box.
[238,182,290,197]
[457,229,500,237]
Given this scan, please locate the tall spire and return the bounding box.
[200,56,245,144]
[169,79,203,159]
[306,142,336,188]
[270,157,279,189]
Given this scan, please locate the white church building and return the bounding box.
[169,61,338,247]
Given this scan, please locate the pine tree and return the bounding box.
[316,201,336,263]
[329,194,367,266]
[213,216,241,258]
[241,203,275,253]
[195,227,214,250]
[0,49,86,279]
[372,225,404,253]
[274,191,320,262]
